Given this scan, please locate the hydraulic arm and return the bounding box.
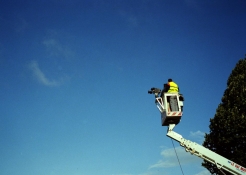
[167,124,246,175]
[148,86,245,174]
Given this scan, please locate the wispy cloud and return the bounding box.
[184,0,201,10]
[43,38,74,59]
[15,17,28,33]
[112,171,167,175]
[138,172,167,175]
[189,130,205,143]
[28,60,61,87]
[0,42,3,58]
[111,174,134,175]
[195,169,210,175]
[149,146,201,169]
[119,10,139,27]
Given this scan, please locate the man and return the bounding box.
[161,79,179,111]
[167,78,179,93]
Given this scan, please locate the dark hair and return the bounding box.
[168,79,172,82]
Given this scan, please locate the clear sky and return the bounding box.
[0,1,245,175]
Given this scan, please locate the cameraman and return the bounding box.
[161,79,179,111]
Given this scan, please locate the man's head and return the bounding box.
[168,78,172,82]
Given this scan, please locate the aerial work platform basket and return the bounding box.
[156,93,184,126]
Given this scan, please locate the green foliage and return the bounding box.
[202,56,246,175]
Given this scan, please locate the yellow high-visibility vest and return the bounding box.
[168,82,179,93]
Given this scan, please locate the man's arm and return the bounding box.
[161,84,170,97]
[164,83,170,92]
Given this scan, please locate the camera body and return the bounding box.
[148,87,161,97]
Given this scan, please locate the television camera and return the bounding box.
[148,87,161,98]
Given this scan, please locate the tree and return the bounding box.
[202,56,246,175]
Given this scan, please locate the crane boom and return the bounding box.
[148,87,245,174]
[167,124,246,175]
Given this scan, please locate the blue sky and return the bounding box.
[0,1,246,175]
